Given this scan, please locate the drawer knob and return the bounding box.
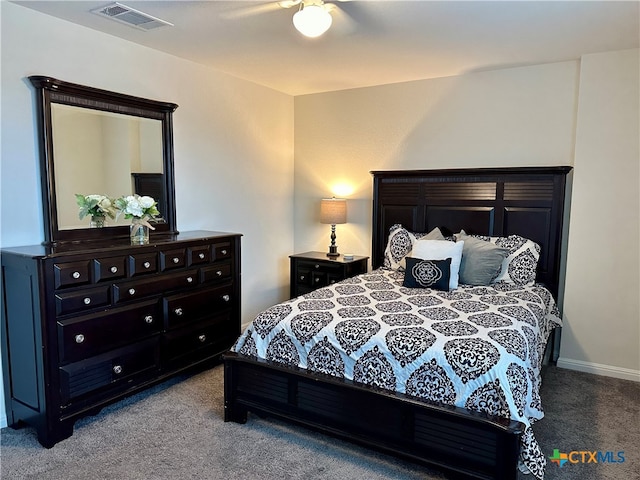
[198,253,205,259]
[75,334,85,344]
[72,271,81,279]
[129,288,136,296]
[222,294,230,302]
[198,334,206,343]
[315,278,320,283]
[144,315,154,324]
[300,275,305,281]
[110,266,118,274]
[83,297,91,305]
[315,264,320,269]
[221,249,227,255]
[113,365,123,375]
[174,307,183,316]
[187,276,194,283]
[216,270,223,276]
[143,261,151,269]
[172,257,180,264]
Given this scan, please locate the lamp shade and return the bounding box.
[320,198,347,225]
[293,4,332,38]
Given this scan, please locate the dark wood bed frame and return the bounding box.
[224,166,572,480]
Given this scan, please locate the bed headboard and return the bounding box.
[371,167,572,299]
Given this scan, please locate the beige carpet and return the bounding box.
[1,365,638,480]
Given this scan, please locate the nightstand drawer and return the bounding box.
[290,252,368,299]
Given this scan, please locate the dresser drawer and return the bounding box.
[212,242,232,261]
[57,300,161,364]
[55,286,110,316]
[93,256,127,282]
[160,248,186,271]
[113,269,199,304]
[188,246,211,265]
[129,253,158,276]
[200,263,232,283]
[54,261,91,289]
[59,338,160,404]
[163,284,233,329]
[162,315,237,367]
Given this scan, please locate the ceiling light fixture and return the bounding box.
[293,1,332,38]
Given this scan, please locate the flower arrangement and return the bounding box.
[75,194,117,220]
[74,193,160,242]
[114,194,160,222]
[115,194,160,244]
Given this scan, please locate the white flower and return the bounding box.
[123,196,144,217]
[114,194,159,221]
[138,196,155,209]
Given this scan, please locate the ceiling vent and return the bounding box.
[91,2,173,31]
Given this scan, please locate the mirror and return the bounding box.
[29,76,178,245]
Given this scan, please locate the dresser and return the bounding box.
[1,230,241,447]
[289,251,368,298]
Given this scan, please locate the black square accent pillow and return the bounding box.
[403,257,451,291]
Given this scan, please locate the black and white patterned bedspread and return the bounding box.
[232,269,561,479]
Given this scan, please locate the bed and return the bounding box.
[223,167,572,480]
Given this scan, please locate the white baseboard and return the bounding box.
[556,357,640,382]
[1,412,7,429]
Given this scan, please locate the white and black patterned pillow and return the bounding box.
[383,224,445,270]
[493,235,541,286]
[402,257,451,291]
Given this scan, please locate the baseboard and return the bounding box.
[556,357,640,382]
[0,412,7,429]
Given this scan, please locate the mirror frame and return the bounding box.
[29,75,179,245]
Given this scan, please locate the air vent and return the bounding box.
[91,2,173,31]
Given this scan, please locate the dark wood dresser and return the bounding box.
[1,230,241,447]
[290,251,368,298]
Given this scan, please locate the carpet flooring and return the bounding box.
[1,365,637,480]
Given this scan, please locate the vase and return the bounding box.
[90,215,106,228]
[130,219,149,245]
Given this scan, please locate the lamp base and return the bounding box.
[327,245,340,258]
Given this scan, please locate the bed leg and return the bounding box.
[223,355,248,423]
[224,402,247,424]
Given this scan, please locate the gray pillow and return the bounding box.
[457,232,509,285]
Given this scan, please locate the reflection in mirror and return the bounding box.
[52,104,164,230]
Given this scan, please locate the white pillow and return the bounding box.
[412,239,464,290]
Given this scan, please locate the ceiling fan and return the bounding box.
[287,0,334,38]
[224,0,352,38]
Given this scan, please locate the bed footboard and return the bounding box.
[223,352,523,480]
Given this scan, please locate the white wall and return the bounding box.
[0,3,294,427]
[294,55,639,382]
[294,61,578,260]
[560,49,640,380]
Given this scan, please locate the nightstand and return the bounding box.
[290,251,369,298]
